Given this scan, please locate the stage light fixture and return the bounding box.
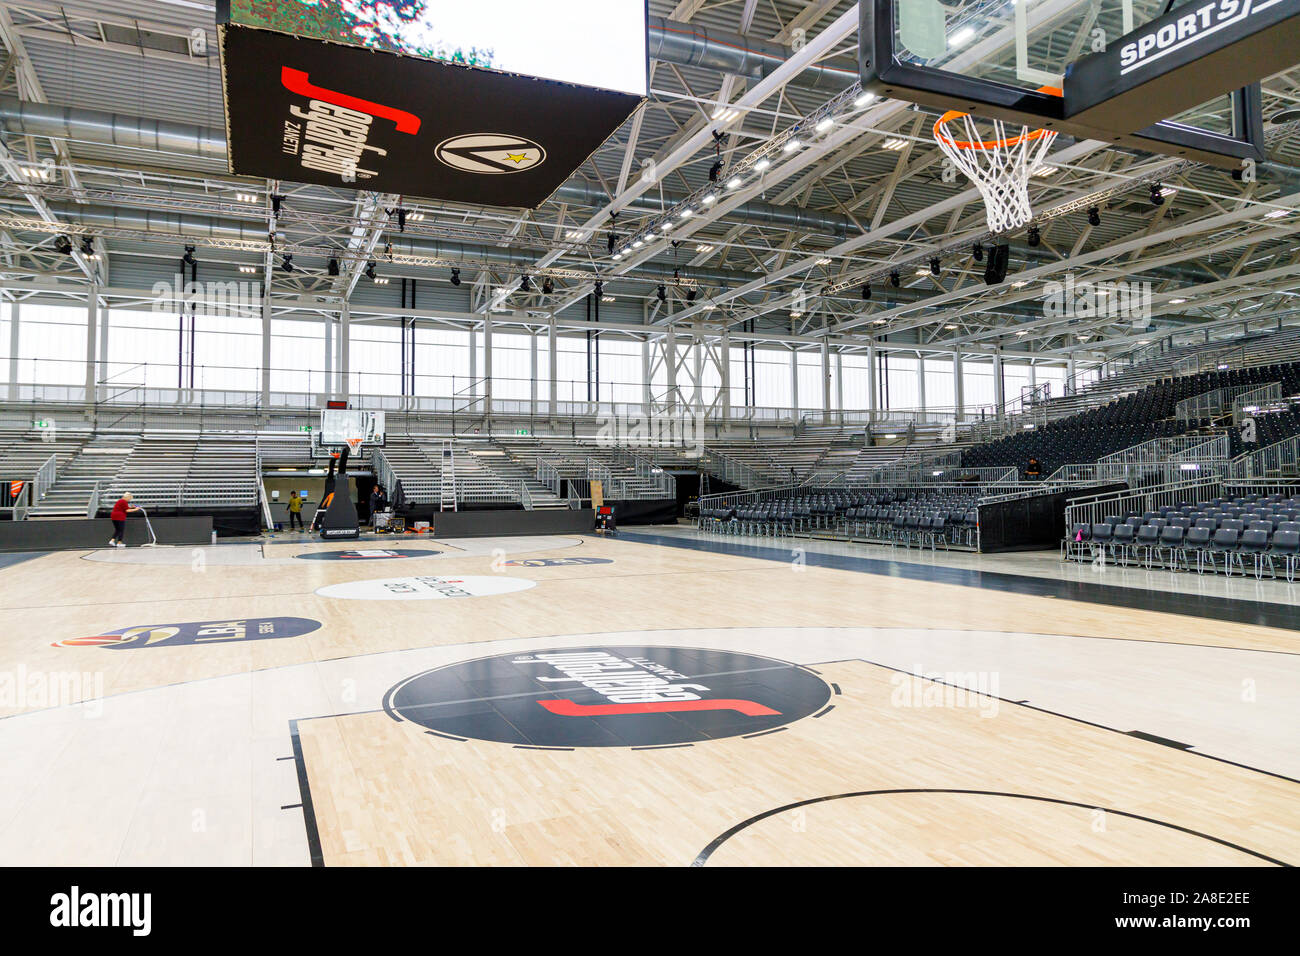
[327,258,340,277]
[280,254,293,272]
[519,275,532,293]
[709,160,723,183]
[973,242,984,263]
[861,284,871,301]
[1087,207,1101,227]
[1027,225,1041,247]
[364,261,377,281]
[450,268,461,286]
[542,277,554,295]
[930,257,941,278]
[1149,184,1165,206]
[657,285,667,303]
[80,236,97,259]
[889,270,900,288]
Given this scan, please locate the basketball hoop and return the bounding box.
[933,88,1061,234]
[346,437,364,457]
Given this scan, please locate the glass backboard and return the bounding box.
[317,409,386,449]
[862,0,1267,168]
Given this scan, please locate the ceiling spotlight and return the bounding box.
[972,242,984,263]
[236,192,258,203]
[854,92,877,108]
[542,277,554,295]
[632,238,645,248]
[679,208,694,220]
[695,244,715,253]
[408,211,424,222]
[1027,225,1041,247]
[182,245,197,267]
[602,295,616,303]
[791,310,804,319]
[1087,206,1101,227]
[815,117,834,134]
[1270,106,1300,125]
[660,222,673,232]
[930,257,941,278]
[889,270,900,288]
[239,265,257,274]
[519,274,532,293]
[1149,184,1165,206]
[783,138,803,153]
[656,285,667,303]
[1170,297,1187,304]
[754,157,772,172]
[709,159,723,183]
[373,276,390,285]
[816,257,832,266]
[280,254,294,272]
[327,258,340,277]
[364,261,377,281]
[861,284,871,301]
[726,176,743,190]
[450,267,461,286]
[882,137,907,150]
[701,193,718,207]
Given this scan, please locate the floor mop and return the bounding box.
[136,506,160,548]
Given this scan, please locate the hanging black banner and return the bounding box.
[219,25,642,208]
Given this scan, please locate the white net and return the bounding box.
[933,112,1058,234]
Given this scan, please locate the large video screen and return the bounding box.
[226,0,648,97]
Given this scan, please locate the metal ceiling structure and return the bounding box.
[0,0,1296,366]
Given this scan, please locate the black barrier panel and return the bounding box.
[0,516,214,553]
[978,484,1126,554]
[220,25,642,208]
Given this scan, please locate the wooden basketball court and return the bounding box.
[0,531,1295,866]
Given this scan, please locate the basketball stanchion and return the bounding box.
[932,87,1061,233]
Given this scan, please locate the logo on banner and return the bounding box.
[52,617,321,650]
[279,66,422,182]
[384,646,832,747]
[315,575,536,601]
[435,134,547,174]
[294,549,442,561]
[503,557,613,568]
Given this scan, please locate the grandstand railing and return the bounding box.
[1231,383,1284,424]
[1176,384,1267,424]
[536,458,561,496]
[699,446,770,489]
[1063,477,1224,529]
[1229,434,1300,480]
[85,479,102,520]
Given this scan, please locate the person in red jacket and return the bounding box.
[109,492,140,548]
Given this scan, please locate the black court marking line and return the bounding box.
[813,705,836,718]
[425,730,468,742]
[1129,730,1193,750]
[631,743,695,751]
[288,719,325,868]
[742,727,788,740]
[691,789,1292,867]
[513,745,575,752]
[280,803,302,810]
[845,655,1300,786]
[831,684,842,695]
[618,530,1300,633]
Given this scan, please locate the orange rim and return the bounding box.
[933,86,1062,151]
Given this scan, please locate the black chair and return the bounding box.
[1270,531,1300,583]
[1239,529,1272,579]
[1157,525,1186,571]
[1208,527,1243,576]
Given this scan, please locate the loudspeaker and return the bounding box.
[984,244,1010,285]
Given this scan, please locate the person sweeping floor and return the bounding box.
[109,492,140,548]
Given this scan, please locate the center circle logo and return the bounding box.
[384,646,831,747]
[435,134,547,175]
[315,575,535,601]
[295,549,441,561]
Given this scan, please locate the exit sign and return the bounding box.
[299,425,314,433]
[516,429,530,436]
[33,420,52,428]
